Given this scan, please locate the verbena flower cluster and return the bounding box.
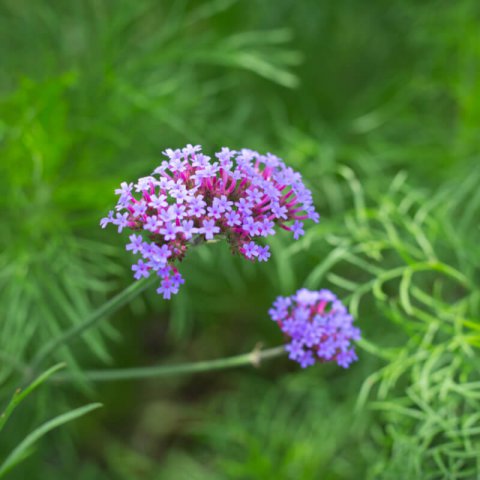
[269,288,360,368]
[101,145,319,299]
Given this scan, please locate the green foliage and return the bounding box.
[333,169,480,478]
[1,0,479,479]
[0,364,101,477]
[0,403,102,478]
[197,374,367,479]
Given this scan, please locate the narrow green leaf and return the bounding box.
[0,403,102,477]
[400,268,413,315]
[0,363,65,433]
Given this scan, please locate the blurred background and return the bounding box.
[1,0,479,478]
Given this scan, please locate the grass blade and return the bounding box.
[0,403,102,477]
[0,363,65,433]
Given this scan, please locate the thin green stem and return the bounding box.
[30,276,157,373]
[51,346,286,383]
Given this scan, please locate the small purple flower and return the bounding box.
[170,183,188,201]
[126,234,144,254]
[336,349,358,368]
[307,206,320,223]
[201,219,220,240]
[113,212,129,233]
[295,288,319,305]
[149,194,168,210]
[207,203,223,219]
[115,182,133,203]
[236,198,253,216]
[162,148,180,160]
[188,196,207,218]
[147,244,171,267]
[132,201,147,216]
[243,241,258,259]
[159,208,173,223]
[247,188,263,204]
[298,350,315,368]
[291,220,305,240]
[274,296,292,310]
[272,203,288,220]
[171,271,185,288]
[144,215,160,232]
[171,204,186,220]
[285,340,304,360]
[269,288,360,369]
[132,259,150,280]
[257,245,271,262]
[215,147,235,166]
[257,219,275,237]
[183,143,201,156]
[181,219,197,240]
[157,244,172,259]
[225,210,241,227]
[216,195,233,213]
[242,216,259,236]
[157,276,178,299]
[160,222,177,241]
[135,176,155,193]
[100,211,114,229]
[268,303,288,322]
[169,157,186,173]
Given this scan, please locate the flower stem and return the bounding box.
[30,276,157,373]
[51,346,286,383]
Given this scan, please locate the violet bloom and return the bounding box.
[257,245,271,262]
[269,288,360,369]
[243,241,258,259]
[113,212,129,233]
[132,260,150,280]
[126,234,144,254]
[160,222,177,241]
[101,145,319,299]
[100,211,114,229]
[201,219,220,240]
[157,276,178,299]
[291,220,305,240]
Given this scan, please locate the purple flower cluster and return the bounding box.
[101,145,319,299]
[269,288,360,368]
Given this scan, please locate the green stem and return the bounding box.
[51,346,286,383]
[30,276,157,372]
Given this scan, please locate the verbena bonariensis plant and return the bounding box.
[3,147,359,478]
[269,289,360,368]
[28,145,359,376]
[101,144,319,298]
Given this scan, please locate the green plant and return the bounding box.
[0,364,101,477]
